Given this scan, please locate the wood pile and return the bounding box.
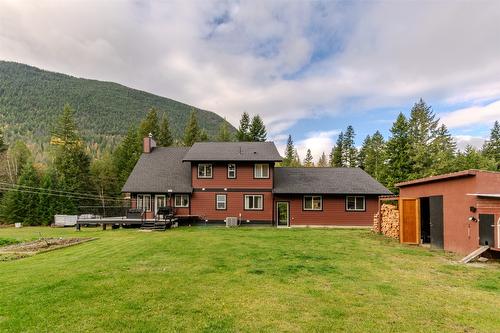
[373,204,400,239]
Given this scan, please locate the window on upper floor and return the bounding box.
[346,196,365,211]
[303,195,322,211]
[174,194,190,207]
[227,164,236,179]
[254,163,269,179]
[244,195,263,210]
[198,163,213,178]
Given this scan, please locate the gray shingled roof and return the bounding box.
[273,167,392,195]
[183,142,282,162]
[122,147,192,193]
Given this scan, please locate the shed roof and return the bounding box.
[122,147,192,193]
[273,167,392,195]
[182,142,282,162]
[395,169,500,188]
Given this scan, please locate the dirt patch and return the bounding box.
[0,238,96,261]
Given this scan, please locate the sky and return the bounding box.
[1,0,499,161]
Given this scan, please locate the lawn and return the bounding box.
[0,227,499,332]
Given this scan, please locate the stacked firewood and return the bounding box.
[379,204,400,239]
[372,213,381,233]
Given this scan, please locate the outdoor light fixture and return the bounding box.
[468,216,478,222]
[469,206,477,213]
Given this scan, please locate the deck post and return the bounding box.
[102,223,107,231]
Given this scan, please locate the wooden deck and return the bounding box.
[75,215,201,230]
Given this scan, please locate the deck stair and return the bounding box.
[459,245,490,264]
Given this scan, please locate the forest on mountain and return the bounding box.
[0,61,234,155]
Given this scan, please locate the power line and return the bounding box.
[0,187,128,202]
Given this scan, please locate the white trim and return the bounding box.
[154,195,166,214]
[254,163,269,178]
[174,194,189,208]
[497,217,500,249]
[346,196,365,211]
[276,201,290,227]
[137,194,151,212]
[198,163,213,178]
[244,195,263,210]
[303,195,322,211]
[216,194,227,210]
[227,163,236,179]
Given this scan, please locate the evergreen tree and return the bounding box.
[304,149,314,167]
[157,115,173,146]
[408,99,439,178]
[0,161,40,225]
[138,108,160,139]
[113,126,142,186]
[343,125,358,167]
[293,149,301,167]
[51,105,92,212]
[199,129,209,142]
[455,145,496,171]
[5,141,31,183]
[38,168,61,225]
[217,119,232,142]
[317,152,328,167]
[282,135,295,167]
[91,151,120,198]
[183,110,200,146]
[328,146,335,167]
[430,124,457,175]
[358,135,371,170]
[483,121,500,170]
[249,115,267,142]
[386,113,412,191]
[332,132,344,167]
[236,112,251,141]
[361,131,387,182]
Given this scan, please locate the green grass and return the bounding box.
[0,227,499,332]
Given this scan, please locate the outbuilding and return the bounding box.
[396,170,500,255]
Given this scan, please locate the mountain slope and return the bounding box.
[0,61,233,147]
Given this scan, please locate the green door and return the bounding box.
[276,202,289,227]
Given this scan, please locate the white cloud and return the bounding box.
[274,130,340,163]
[440,100,500,129]
[454,135,486,151]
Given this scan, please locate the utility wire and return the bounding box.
[0,187,128,202]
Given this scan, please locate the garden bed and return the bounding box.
[0,237,95,261]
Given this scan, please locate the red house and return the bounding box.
[122,138,391,227]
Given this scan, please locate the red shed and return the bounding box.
[396,170,500,255]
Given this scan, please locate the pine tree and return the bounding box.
[183,110,200,146]
[358,135,372,170]
[332,132,344,167]
[249,115,267,142]
[51,105,92,211]
[455,145,496,171]
[317,152,328,167]
[236,112,251,141]
[408,99,439,178]
[113,126,142,186]
[293,149,301,167]
[304,149,314,167]
[386,113,412,191]
[218,119,232,142]
[0,126,6,152]
[157,115,173,146]
[328,146,335,167]
[361,131,387,182]
[430,124,457,175]
[343,125,358,167]
[199,129,209,142]
[282,135,295,167]
[38,168,61,225]
[483,120,500,170]
[138,108,160,139]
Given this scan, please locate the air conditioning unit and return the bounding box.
[225,217,238,227]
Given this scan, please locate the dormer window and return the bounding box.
[254,163,269,179]
[227,163,236,179]
[198,163,213,178]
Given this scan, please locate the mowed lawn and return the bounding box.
[0,227,499,332]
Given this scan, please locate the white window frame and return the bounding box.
[174,194,189,208]
[216,194,227,210]
[137,194,151,212]
[346,196,365,211]
[303,195,322,211]
[244,195,264,210]
[254,163,269,179]
[197,163,213,178]
[227,163,236,179]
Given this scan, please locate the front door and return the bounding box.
[155,195,166,215]
[276,202,289,227]
[400,198,420,244]
[429,196,444,249]
[479,214,494,246]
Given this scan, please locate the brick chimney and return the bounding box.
[143,133,157,153]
